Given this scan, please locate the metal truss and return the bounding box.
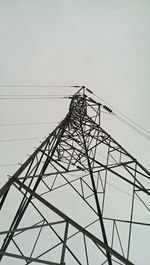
[0,87,150,265]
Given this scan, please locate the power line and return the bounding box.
[0,85,75,88]
[115,115,150,141]
[0,164,19,168]
[0,122,59,127]
[86,88,150,141]
[94,91,150,136]
[0,94,71,100]
[0,97,68,100]
[0,94,70,96]
[0,137,43,143]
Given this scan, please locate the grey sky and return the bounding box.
[0,1,150,264]
[0,0,150,167]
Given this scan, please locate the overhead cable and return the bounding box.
[0,94,70,97]
[85,87,150,141]
[0,137,43,143]
[0,97,68,100]
[0,85,74,88]
[0,164,19,168]
[115,115,150,141]
[93,91,150,135]
[0,122,59,127]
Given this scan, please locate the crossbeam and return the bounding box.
[13,178,134,265]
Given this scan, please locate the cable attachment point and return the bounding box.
[86,88,93,94]
[71,85,82,88]
[103,105,113,113]
[76,165,85,171]
[89,97,98,104]
[63,96,72,99]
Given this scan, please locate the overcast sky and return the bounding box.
[0,1,150,264]
[0,0,150,171]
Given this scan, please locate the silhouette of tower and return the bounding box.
[0,87,150,265]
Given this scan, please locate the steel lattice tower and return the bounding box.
[0,87,150,265]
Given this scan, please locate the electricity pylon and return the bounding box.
[0,87,150,265]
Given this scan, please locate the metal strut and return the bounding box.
[0,87,149,265]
